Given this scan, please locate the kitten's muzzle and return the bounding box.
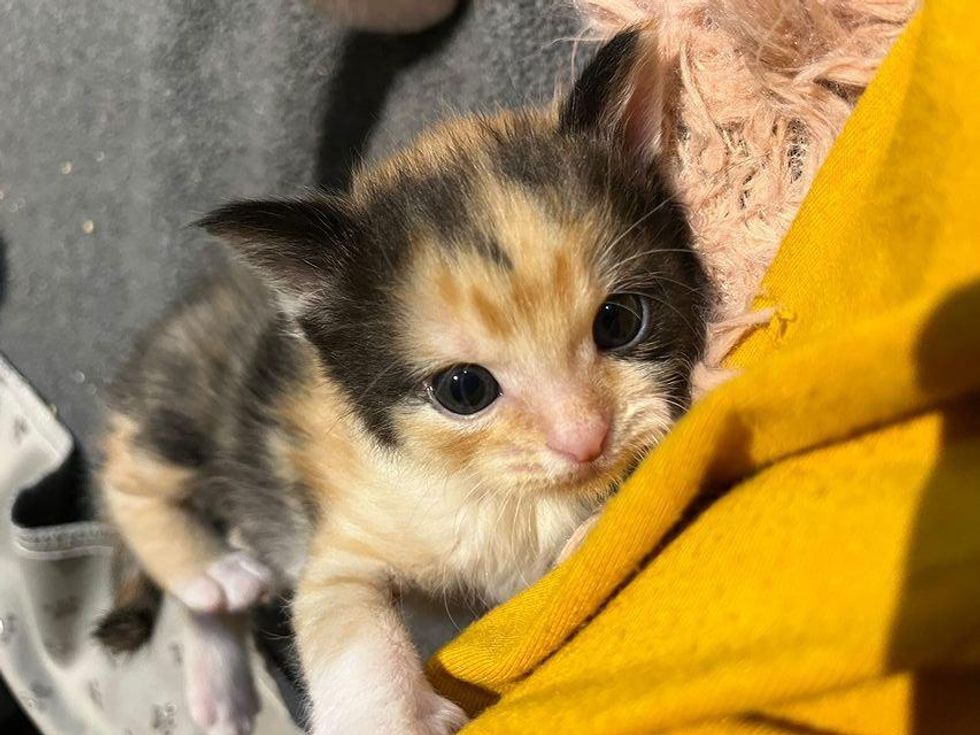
[546,414,610,464]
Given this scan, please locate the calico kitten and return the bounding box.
[95,29,709,735]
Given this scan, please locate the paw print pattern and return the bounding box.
[31,681,54,699]
[151,702,177,734]
[42,636,72,659]
[87,679,104,709]
[169,641,183,666]
[22,681,54,713]
[12,415,28,444]
[0,613,16,644]
[43,595,81,621]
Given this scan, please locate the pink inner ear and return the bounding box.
[620,33,666,162]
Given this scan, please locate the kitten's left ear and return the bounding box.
[197,196,356,313]
[559,27,667,163]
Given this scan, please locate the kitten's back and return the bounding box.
[102,264,316,592]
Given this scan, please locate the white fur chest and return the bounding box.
[383,471,597,604]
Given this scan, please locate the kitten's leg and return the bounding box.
[102,417,272,613]
[294,533,468,735]
[310,0,458,33]
[183,610,259,735]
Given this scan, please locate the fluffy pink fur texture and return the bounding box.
[574,0,917,392]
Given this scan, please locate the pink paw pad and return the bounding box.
[184,613,259,735]
[176,552,273,613]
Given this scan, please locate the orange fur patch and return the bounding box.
[102,414,193,500]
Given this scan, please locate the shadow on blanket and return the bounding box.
[893,281,980,732]
[314,2,468,192]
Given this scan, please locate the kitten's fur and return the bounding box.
[95,30,709,735]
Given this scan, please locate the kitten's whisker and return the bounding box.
[600,199,672,257]
[452,478,493,539]
[614,268,705,296]
[612,248,702,273]
[442,588,461,632]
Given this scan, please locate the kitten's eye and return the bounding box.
[593,293,648,351]
[430,364,500,416]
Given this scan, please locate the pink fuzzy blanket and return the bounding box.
[573,0,916,392]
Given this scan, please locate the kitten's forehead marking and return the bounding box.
[469,284,513,339]
[476,178,604,332]
[402,175,608,369]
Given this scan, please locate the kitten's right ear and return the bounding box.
[559,27,666,164]
[197,196,355,312]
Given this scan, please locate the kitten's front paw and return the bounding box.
[176,551,273,613]
[418,690,468,735]
[308,685,467,735]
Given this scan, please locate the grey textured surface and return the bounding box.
[0,0,581,458]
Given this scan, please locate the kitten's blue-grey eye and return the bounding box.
[593,293,648,351]
[430,364,500,416]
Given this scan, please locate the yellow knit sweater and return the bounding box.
[430,2,980,732]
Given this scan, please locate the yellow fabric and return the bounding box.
[429,1,980,732]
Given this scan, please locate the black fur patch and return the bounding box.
[559,29,640,134]
[197,198,357,295]
[244,313,305,417]
[297,208,416,444]
[139,407,213,467]
[485,123,558,191]
[93,584,162,654]
[406,169,512,269]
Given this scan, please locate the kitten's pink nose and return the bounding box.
[547,416,609,464]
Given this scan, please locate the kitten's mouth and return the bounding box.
[550,445,646,498]
[505,426,660,497]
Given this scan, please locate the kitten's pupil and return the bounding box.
[431,364,499,415]
[593,294,647,350]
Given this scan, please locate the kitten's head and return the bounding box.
[201,30,709,501]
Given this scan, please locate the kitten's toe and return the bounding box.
[176,573,225,613]
[207,552,273,611]
[419,691,468,734]
[174,552,271,613]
